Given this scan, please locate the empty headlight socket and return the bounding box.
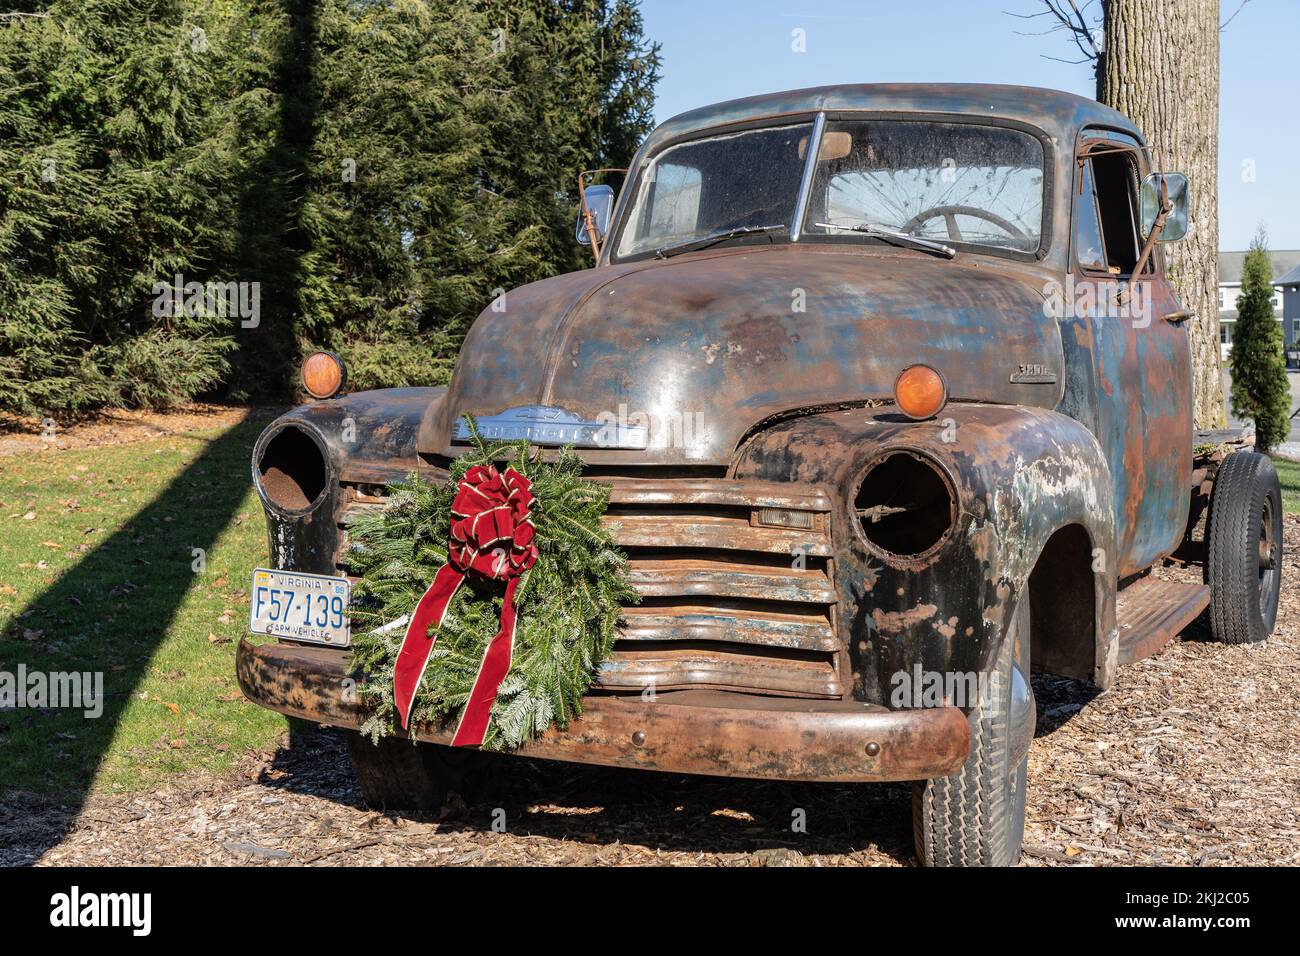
[253,423,332,516]
[851,448,959,566]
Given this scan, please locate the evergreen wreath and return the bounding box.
[348,425,637,750]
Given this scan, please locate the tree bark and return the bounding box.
[1098,0,1225,428]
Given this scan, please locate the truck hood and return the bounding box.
[421,244,1064,465]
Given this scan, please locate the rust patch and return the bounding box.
[873,603,938,634]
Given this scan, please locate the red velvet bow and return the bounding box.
[391,465,538,745]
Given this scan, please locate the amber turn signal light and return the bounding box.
[893,364,947,420]
[301,351,347,400]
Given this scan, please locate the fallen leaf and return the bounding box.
[207,632,230,645]
[1065,845,1084,857]
[162,701,180,715]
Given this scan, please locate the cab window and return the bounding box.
[1075,146,1151,276]
[1075,161,1107,272]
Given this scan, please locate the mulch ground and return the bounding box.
[0,404,260,458]
[2,515,1295,867]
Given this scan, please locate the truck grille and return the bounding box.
[335,474,844,700]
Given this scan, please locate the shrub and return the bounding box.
[1229,230,1292,452]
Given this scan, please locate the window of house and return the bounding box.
[1075,146,1149,276]
[1221,326,1229,344]
[1219,288,1226,309]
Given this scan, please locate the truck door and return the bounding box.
[1071,133,1192,577]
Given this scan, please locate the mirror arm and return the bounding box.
[1122,176,1172,304]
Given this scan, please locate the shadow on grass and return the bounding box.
[228,0,322,399]
[2,0,323,862]
[0,415,266,862]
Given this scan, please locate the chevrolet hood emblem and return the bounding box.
[452,405,649,450]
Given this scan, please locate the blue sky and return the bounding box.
[639,0,1300,250]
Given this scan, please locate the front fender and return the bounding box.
[251,387,446,574]
[734,403,1118,705]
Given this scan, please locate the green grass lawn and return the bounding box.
[0,414,287,795]
[1276,455,1300,514]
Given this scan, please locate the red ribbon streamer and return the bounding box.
[391,465,538,745]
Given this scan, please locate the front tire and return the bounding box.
[1207,451,1283,645]
[912,599,1031,867]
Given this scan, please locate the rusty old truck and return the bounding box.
[239,85,1285,866]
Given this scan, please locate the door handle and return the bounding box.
[1162,309,1194,325]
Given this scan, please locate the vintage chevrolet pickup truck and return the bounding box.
[238,85,1284,866]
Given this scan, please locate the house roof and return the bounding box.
[1275,262,1300,287]
[1218,249,1300,285]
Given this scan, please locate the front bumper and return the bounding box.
[237,638,971,783]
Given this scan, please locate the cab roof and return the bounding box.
[643,83,1140,153]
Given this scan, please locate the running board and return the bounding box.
[1115,577,1210,665]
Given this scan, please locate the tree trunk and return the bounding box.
[1098,0,1225,428]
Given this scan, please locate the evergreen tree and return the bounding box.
[1229,230,1291,452]
[0,0,661,412]
[299,0,661,392]
[0,0,249,412]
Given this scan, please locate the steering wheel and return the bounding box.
[900,204,1028,245]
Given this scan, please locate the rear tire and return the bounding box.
[912,599,1031,867]
[345,732,483,813]
[1207,451,1283,645]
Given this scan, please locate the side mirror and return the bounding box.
[1140,172,1190,243]
[576,184,615,246]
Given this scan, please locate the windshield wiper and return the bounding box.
[655,223,787,259]
[814,221,956,259]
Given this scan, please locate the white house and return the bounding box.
[1218,249,1300,363]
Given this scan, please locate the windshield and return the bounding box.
[613,122,812,259]
[613,118,1046,260]
[805,120,1044,253]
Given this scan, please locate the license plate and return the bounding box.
[249,568,351,647]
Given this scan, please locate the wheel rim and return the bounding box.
[1258,494,1280,621]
